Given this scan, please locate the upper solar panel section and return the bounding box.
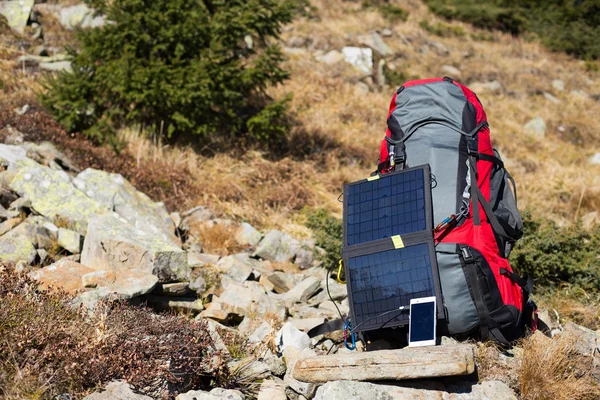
[345,168,427,246]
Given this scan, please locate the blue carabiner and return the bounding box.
[343,321,356,350]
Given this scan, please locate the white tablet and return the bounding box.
[408,296,437,347]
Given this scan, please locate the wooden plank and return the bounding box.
[292,344,475,383]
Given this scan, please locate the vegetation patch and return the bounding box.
[0,268,227,399]
[419,19,465,37]
[304,208,342,270]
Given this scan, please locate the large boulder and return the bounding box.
[0,0,34,33]
[3,215,58,249]
[59,4,105,30]
[73,168,178,245]
[9,159,109,235]
[253,230,300,263]
[28,259,95,294]
[81,215,189,282]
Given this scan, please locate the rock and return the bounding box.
[318,300,349,316]
[268,271,296,293]
[9,159,108,235]
[188,252,220,267]
[289,317,325,333]
[73,168,178,245]
[39,61,73,72]
[564,322,600,355]
[254,230,300,263]
[248,321,274,343]
[83,380,153,400]
[441,65,461,78]
[357,32,392,57]
[276,322,311,354]
[0,0,34,34]
[571,90,589,99]
[81,214,189,282]
[81,269,113,288]
[543,92,561,104]
[28,259,95,293]
[170,212,182,229]
[0,236,37,265]
[230,359,271,380]
[95,269,158,298]
[235,222,263,247]
[524,116,546,139]
[0,144,28,166]
[313,381,451,400]
[257,378,286,400]
[218,281,286,320]
[215,253,261,283]
[284,276,321,306]
[14,104,30,115]
[293,344,476,383]
[206,320,230,355]
[263,350,287,376]
[581,211,598,230]
[0,217,21,236]
[154,282,189,296]
[283,347,318,398]
[316,50,345,65]
[37,248,48,265]
[287,36,308,48]
[552,79,565,92]
[589,153,600,165]
[58,227,81,254]
[59,4,105,30]
[200,301,229,322]
[294,247,314,270]
[3,215,59,249]
[72,287,115,310]
[180,206,214,232]
[342,47,373,75]
[311,279,347,303]
[469,80,503,94]
[142,295,204,313]
[381,28,393,37]
[176,388,244,400]
[354,82,370,95]
[189,275,207,294]
[459,380,518,400]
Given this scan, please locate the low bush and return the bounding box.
[511,212,600,291]
[0,268,227,399]
[424,0,600,60]
[419,19,465,37]
[304,208,342,270]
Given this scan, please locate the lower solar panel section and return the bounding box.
[347,243,436,332]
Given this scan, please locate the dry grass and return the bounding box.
[194,223,244,257]
[535,285,600,330]
[519,331,600,400]
[0,269,226,399]
[476,341,520,392]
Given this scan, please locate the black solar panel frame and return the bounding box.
[342,165,434,248]
[342,235,443,333]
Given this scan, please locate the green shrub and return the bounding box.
[423,0,600,60]
[304,208,342,270]
[40,0,303,145]
[362,1,409,23]
[511,212,600,291]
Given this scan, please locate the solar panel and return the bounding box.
[346,243,436,332]
[344,166,430,247]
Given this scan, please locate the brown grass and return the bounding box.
[476,341,520,392]
[535,285,600,330]
[519,332,600,400]
[194,223,244,257]
[0,269,226,399]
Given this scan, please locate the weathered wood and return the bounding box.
[292,344,475,383]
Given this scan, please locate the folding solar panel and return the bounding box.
[344,166,432,247]
[342,165,443,333]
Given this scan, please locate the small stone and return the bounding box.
[143,295,204,314]
[342,47,373,75]
[543,92,561,104]
[357,32,392,57]
[188,252,220,267]
[83,380,153,400]
[235,222,263,247]
[248,321,274,343]
[37,248,48,265]
[524,116,546,139]
[39,61,73,72]
[552,79,565,92]
[215,253,259,283]
[355,82,370,95]
[268,271,295,293]
[170,212,182,228]
[381,28,393,37]
[189,275,207,294]
[289,317,325,332]
[294,248,314,270]
[441,65,461,78]
[284,276,321,306]
[257,378,286,400]
[58,227,81,254]
[176,388,244,400]
[155,282,190,296]
[0,236,37,265]
[316,50,345,65]
[0,217,21,236]
[275,322,311,354]
[589,153,600,165]
[469,80,503,94]
[254,230,301,263]
[571,90,589,99]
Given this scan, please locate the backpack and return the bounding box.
[376,77,536,344]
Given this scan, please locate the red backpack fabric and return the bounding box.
[377,77,536,344]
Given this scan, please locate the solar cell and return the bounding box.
[345,168,428,246]
[347,243,435,332]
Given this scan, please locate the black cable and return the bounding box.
[378,307,410,330]
[350,307,408,334]
[326,267,346,323]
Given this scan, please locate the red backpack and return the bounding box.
[377,77,536,344]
